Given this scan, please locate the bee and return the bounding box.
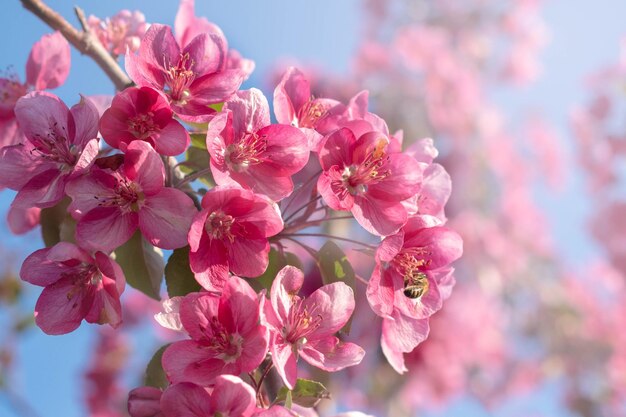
[403,270,429,299]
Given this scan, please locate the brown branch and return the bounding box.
[19,0,132,91]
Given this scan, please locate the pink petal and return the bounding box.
[227,238,269,278]
[128,386,163,417]
[7,205,40,234]
[70,96,99,148]
[179,292,219,339]
[14,91,72,145]
[189,234,229,292]
[226,89,271,135]
[0,144,41,190]
[318,128,355,170]
[305,282,355,338]
[124,141,165,195]
[271,266,304,323]
[162,340,228,385]
[160,382,212,417]
[84,276,123,328]
[34,275,96,335]
[152,119,190,156]
[273,67,310,125]
[139,188,196,249]
[352,195,407,237]
[299,337,365,371]
[209,375,256,416]
[26,31,71,90]
[12,168,67,209]
[366,265,394,318]
[76,206,138,252]
[271,342,298,390]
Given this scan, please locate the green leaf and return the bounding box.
[208,102,224,112]
[189,133,207,149]
[40,197,75,247]
[144,344,170,389]
[254,248,303,291]
[165,246,201,297]
[179,146,214,186]
[276,379,330,408]
[114,232,164,300]
[316,241,356,334]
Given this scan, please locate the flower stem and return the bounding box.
[176,167,212,188]
[283,195,322,223]
[280,233,377,249]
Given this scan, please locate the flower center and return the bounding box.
[63,263,100,304]
[127,112,158,139]
[164,52,195,104]
[224,132,267,171]
[205,210,235,242]
[283,298,323,344]
[0,75,27,109]
[95,176,144,213]
[296,99,328,128]
[334,138,390,197]
[200,317,242,363]
[394,249,432,299]
[29,123,78,166]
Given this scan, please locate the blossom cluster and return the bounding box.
[0,0,461,415]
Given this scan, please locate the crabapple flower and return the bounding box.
[161,277,269,386]
[273,67,341,151]
[126,24,247,122]
[88,10,148,56]
[129,376,257,417]
[0,92,99,208]
[174,0,255,80]
[367,215,462,373]
[367,215,462,320]
[100,86,190,155]
[65,140,197,252]
[207,89,309,200]
[187,186,284,292]
[20,242,125,335]
[0,31,70,149]
[264,266,365,389]
[317,127,422,236]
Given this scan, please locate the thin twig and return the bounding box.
[280,233,377,249]
[19,0,132,91]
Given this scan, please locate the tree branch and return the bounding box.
[19,0,132,91]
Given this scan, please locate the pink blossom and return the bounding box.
[100,86,190,155]
[162,377,256,417]
[207,89,309,201]
[367,215,462,321]
[273,67,341,151]
[264,266,365,389]
[161,277,269,386]
[19,242,125,335]
[187,186,284,292]
[317,127,422,236]
[0,31,70,149]
[174,0,255,80]
[88,10,148,56]
[126,24,246,122]
[65,140,197,252]
[0,92,99,209]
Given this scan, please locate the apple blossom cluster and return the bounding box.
[0,0,461,415]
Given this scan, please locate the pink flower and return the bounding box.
[273,67,341,151]
[65,140,197,252]
[0,92,99,208]
[174,0,255,80]
[126,24,246,122]
[264,266,365,389]
[367,215,462,321]
[187,186,284,292]
[162,377,256,417]
[129,376,257,417]
[100,86,190,156]
[19,242,125,335]
[88,10,148,56]
[0,31,70,149]
[317,127,422,236]
[207,89,309,201]
[161,277,269,386]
